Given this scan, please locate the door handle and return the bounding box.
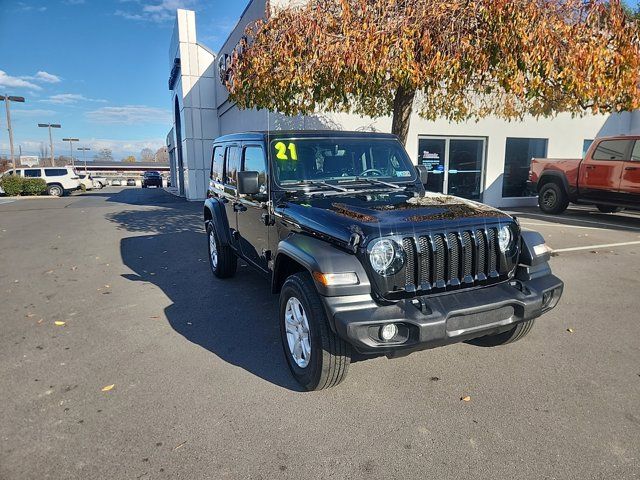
[625,166,639,171]
[233,202,247,212]
[585,165,596,170]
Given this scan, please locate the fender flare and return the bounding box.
[537,171,571,196]
[204,198,232,246]
[273,233,371,297]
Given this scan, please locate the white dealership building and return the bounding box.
[167,2,639,204]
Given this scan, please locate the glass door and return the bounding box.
[417,138,446,194]
[417,136,486,200]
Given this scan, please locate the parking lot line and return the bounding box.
[507,211,640,232]
[552,240,640,253]
[520,221,620,231]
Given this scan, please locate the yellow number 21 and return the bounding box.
[274,142,298,161]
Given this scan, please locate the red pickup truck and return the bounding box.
[529,135,640,214]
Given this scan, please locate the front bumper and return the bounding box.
[322,273,563,354]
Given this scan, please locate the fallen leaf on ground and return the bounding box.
[71,266,77,271]
[174,441,187,451]
[149,316,160,319]
[26,313,35,318]
[54,321,66,326]
[567,328,575,333]
[104,285,110,289]
[101,384,115,392]
[45,270,54,274]
[461,396,471,402]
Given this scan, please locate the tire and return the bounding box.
[279,272,351,391]
[596,205,622,214]
[47,184,63,197]
[538,182,569,214]
[206,221,237,279]
[467,319,536,347]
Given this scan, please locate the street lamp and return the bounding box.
[38,123,61,166]
[77,146,91,173]
[62,138,79,167]
[0,95,26,171]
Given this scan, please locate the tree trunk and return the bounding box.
[391,86,416,145]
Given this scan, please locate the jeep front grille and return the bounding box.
[402,228,501,292]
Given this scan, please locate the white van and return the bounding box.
[1,167,81,197]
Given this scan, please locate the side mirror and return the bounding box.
[415,165,429,185]
[238,170,260,195]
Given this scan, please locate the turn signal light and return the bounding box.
[312,272,359,286]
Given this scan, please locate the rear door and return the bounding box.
[222,144,241,242]
[619,140,640,205]
[236,144,270,270]
[578,139,631,202]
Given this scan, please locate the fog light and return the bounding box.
[380,323,398,341]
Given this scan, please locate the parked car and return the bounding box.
[529,135,640,214]
[111,179,122,186]
[142,171,163,188]
[91,175,107,189]
[126,178,136,187]
[77,173,94,191]
[204,131,563,390]
[1,167,80,197]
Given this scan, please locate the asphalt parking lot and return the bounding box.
[1,188,639,480]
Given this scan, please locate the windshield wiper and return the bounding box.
[339,177,403,190]
[289,180,351,194]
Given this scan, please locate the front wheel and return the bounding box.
[206,221,236,279]
[467,319,535,347]
[596,205,622,214]
[538,183,569,214]
[279,273,351,391]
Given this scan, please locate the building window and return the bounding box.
[502,138,548,198]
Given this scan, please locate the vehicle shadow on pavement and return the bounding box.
[107,201,305,392]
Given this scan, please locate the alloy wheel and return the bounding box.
[208,228,218,270]
[284,297,312,368]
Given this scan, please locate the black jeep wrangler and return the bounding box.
[204,131,563,390]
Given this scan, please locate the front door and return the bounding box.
[418,136,486,200]
[236,144,270,271]
[578,138,630,203]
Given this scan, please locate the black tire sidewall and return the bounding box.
[279,276,322,389]
[539,183,567,213]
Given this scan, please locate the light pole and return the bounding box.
[77,146,91,173]
[38,123,61,166]
[62,138,79,167]
[0,95,26,171]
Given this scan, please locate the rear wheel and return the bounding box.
[279,272,351,390]
[467,319,536,347]
[206,221,236,278]
[47,184,63,197]
[538,183,569,214]
[596,205,622,214]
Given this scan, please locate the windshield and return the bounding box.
[271,137,417,187]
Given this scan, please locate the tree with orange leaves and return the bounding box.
[225,0,640,144]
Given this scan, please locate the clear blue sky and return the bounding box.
[0,0,249,160]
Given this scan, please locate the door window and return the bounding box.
[243,146,267,188]
[592,140,633,161]
[44,169,67,177]
[211,146,224,182]
[502,138,548,197]
[631,141,640,162]
[24,169,42,178]
[224,146,240,187]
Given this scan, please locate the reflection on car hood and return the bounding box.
[279,191,512,245]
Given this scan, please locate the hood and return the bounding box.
[278,191,513,246]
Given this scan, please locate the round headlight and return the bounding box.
[498,225,513,252]
[369,239,403,276]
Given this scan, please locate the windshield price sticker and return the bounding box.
[396,170,411,177]
[274,142,298,161]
